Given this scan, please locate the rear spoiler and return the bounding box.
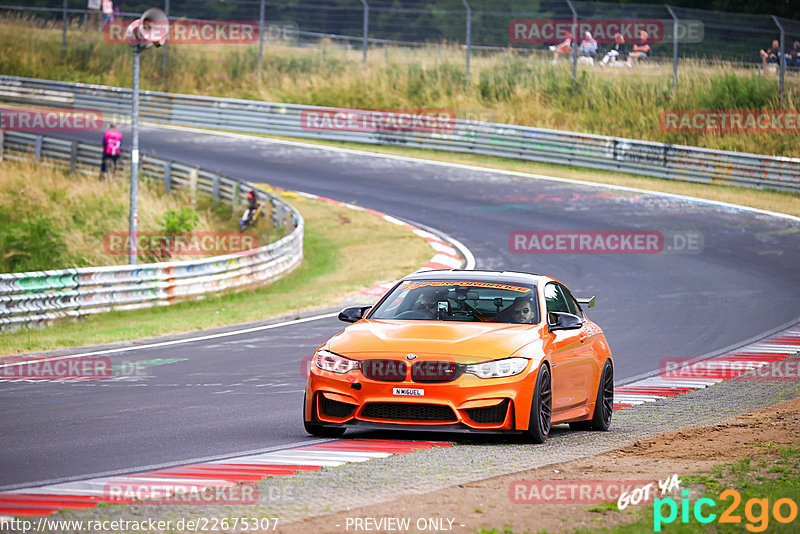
[576,296,596,308]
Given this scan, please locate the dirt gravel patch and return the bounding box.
[279,397,800,534]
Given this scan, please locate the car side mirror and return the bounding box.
[338,306,371,323]
[549,312,584,331]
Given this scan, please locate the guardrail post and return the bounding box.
[360,0,369,64]
[666,5,679,96]
[0,130,4,162]
[232,182,240,217]
[69,141,78,173]
[462,0,471,80]
[163,161,171,192]
[771,15,786,103]
[212,174,220,201]
[565,0,577,80]
[272,199,282,229]
[34,135,43,162]
[189,168,198,205]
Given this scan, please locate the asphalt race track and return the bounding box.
[1,125,799,490]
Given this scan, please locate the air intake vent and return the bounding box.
[319,393,356,418]
[361,402,457,422]
[466,399,509,424]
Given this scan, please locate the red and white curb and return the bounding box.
[290,191,467,301]
[0,440,451,518]
[2,326,797,518]
[613,324,800,410]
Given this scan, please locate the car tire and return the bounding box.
[524,363,552,443]
[569,360,613,431]
[303,395,347,438]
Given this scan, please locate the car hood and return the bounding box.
[327,320,542,362]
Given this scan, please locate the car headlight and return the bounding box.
[314,349,360,374]
[465,357,529,379]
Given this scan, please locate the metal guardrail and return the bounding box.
[0,130,304,331]
[1,75,797,192]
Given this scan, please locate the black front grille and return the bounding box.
[319,393,356,418]
[466,399,510,424]
[411,361,465,383]
[360,402,457,422]
[361,360,407,382]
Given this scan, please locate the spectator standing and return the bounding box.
[600,33,627,67]
[549,36,572,64]
[100,124,123,181]
[627,30,651,67]
[760,40,781,73]
[102,0,114,25]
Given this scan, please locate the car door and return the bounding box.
[561,286,599,406]
[543,282,586,414]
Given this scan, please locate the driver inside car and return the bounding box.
[510,297,536,324]
[415,288,446,317]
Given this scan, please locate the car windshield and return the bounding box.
[368,280,540,324]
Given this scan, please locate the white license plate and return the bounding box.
[392,387,424,396]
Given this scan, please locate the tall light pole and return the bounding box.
[125,8,168,265]
[129,45,141,265]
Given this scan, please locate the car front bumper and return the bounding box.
[305,361,542,431]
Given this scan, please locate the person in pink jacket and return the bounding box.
[100,124,123,181]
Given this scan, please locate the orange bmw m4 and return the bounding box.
[303,270,614,442]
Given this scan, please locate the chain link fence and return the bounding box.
[1,1,798,95]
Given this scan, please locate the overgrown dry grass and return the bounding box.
[0,194,434,354]
[0,159,234,271]
[1,16,797,157]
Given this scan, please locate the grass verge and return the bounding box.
[0,194,433,355]
[1,16,797,155]
[0,159,248,272]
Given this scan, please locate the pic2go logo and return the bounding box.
[654,489,798,532]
